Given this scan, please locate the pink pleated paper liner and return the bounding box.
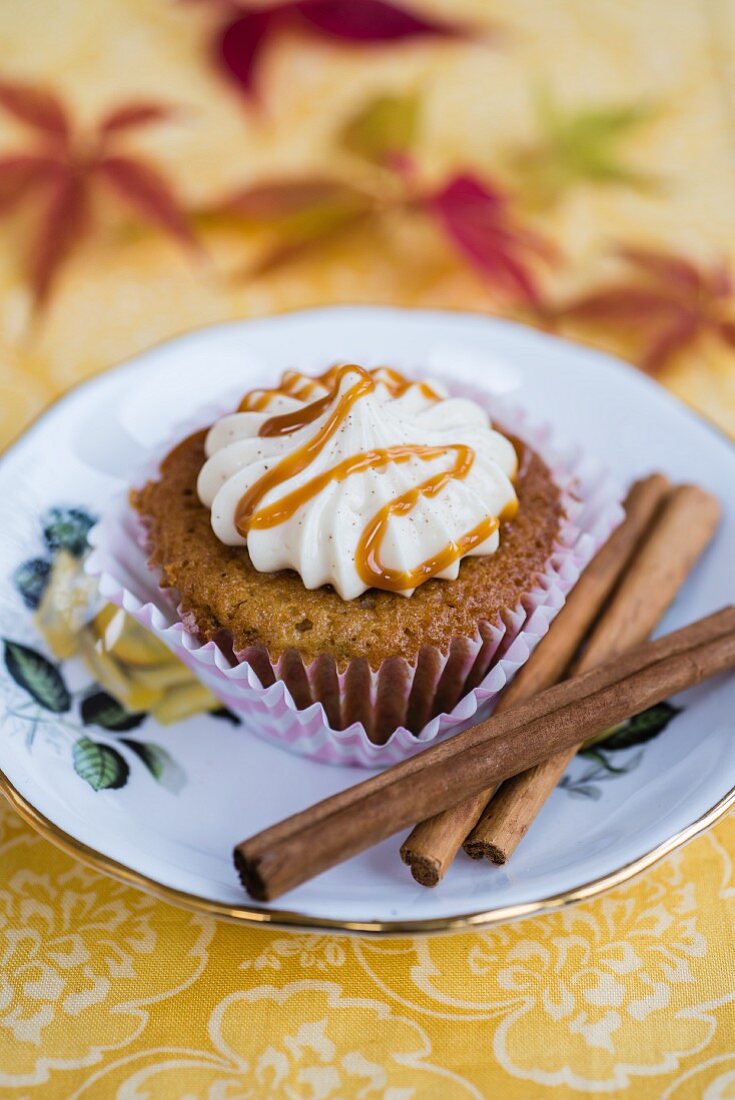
[87,377,624,767]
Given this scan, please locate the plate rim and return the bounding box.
[1,304,734,936]
[2,769,733,935]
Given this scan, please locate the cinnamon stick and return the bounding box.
[465,483,721,863]
[234,608,735,901]
[400,473,670,886]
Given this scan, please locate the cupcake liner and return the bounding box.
[87,377,623,767]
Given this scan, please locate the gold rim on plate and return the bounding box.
[2,770,733,934]
[1,311,734,935]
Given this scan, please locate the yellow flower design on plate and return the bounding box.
[68,981,482,1099]
[85,603,219,723]
[35,548,219,724]
[0,834,212,1088]
[355,838,735,1091]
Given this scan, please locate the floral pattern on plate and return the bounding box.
[2,504,234,793]
[4,504,682,796]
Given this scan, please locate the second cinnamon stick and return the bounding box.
[465,483,721,863]
[400,473,670,886]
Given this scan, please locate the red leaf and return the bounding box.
[98,102,173,137]
[427,174,551,304]
[218,11,274,99]
[0,155,59,214]
[96,155,196,248]
[215,0,470,98]
[0,80,69,139]
[31,172,87,308]
[292,0,464,41]
[219,177,362,217]
[559,247,735,372]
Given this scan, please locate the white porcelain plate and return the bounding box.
[1,307,733,934]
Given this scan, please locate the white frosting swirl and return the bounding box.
[197,366,518,600]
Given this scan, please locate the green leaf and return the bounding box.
[250,203,370,278]
[513,91,658,204]
[81,691,146,732]
[12,557,52,609]
[566,783,602,801]
[41,505,96,557]
[120,739,186,792]
[578,747,632,773]
[3,639,70,712]
[73,737,129,790]
[340,91,420,164]
[120,739,165,779]
[596,703,681,751]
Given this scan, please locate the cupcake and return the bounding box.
[124,363,576,752]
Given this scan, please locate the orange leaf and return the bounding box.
[617,247,703,295]
[0,154,59,214]
[558,287,685,327]
[560,247,735,373]
[98,103,173,136]
[0,80,69,139]
[639,315,699,373]
[30,172,87,309]
[96,155,195,248]
[718,319,735,349]
[708,263,733,299]
[221,178,362,218]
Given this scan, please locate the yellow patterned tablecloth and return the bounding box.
[0,2,734,1096]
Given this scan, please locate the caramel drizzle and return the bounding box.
[238,365,440,414]
[233,365,517,593]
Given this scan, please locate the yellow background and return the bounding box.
[0,2,734,1096]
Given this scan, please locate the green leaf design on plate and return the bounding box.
[120,739,165,780]
[563,782,603,801]
[12,557,52,609]
[73,738,129,790]
[120,739,186,792]
[3,639,71,712]
[41,505,97,557]
[210,706,242,726]
[577,748,632,772]
[582,702,681,756]
[340,91,420,164]
[81,690,146,732]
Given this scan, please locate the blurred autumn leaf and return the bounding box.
[202,176,378,275]
[0,79,196,311]
[339,90,420,165]
[512,92,659,206]
[557,248,735,373]
[425,174,556,305]
[205,0,474,102]
[199,70,555,304]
